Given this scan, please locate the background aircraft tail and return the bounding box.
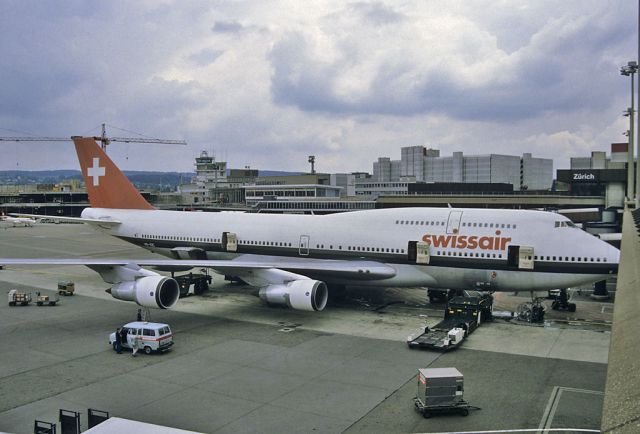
[72,136,154,210]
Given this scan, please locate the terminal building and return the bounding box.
[244,175,375,213]
[358,146,552,199]
[372,146,553,190]
[556,143,629,209]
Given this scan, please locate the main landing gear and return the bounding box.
[550,288,576,312]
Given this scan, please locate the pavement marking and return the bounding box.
[600,304,613,314]
[422,429,600,433]
[537,386,604,433]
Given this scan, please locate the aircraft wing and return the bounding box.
[0,258,397,281]
[9,213,121,227]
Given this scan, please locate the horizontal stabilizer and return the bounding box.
[8,213,121,227]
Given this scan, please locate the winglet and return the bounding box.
[72,136,154,210]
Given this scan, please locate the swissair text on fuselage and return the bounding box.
[421,230,512,251]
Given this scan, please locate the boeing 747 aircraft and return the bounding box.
[2,137,619,312]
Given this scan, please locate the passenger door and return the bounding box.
[408,240,430,264]
[507,245,534,270]
[222,232,237,252]
[299,235,310,256]
[121,327,130,348]
[446,211,463,234]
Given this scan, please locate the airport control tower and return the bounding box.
[193,151,227,188]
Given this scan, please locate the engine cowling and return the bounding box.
[258,279,328,312]
[110,275,180,309]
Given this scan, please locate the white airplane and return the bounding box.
[0,213,35,228]
[2,136,619,312]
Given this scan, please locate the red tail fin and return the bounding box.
[72,136,154,210]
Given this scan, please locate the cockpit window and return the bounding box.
[555,220,578,228]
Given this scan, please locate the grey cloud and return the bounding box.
[211,20,244,33]
[188,48,225,66]
[269,5,629,122]
[348,2,404,26]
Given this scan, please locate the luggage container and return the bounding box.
[413,367,478,418]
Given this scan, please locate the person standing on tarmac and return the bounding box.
[115,327,122,354]
[131,332,141,357]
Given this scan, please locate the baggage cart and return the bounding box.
[36,294,59,306]
[8,289,32,306]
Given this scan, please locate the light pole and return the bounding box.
[624,107,634,203]
[620,61,638,205]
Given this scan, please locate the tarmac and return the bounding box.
[0,223,614,433]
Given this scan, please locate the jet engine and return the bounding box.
[110,275,180,309]
[258,279,328,312]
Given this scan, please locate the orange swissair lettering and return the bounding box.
[422,230,511,251]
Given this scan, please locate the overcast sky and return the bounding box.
[0,1,636,173]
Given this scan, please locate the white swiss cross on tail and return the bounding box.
[87,157,106,186]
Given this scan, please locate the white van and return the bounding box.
[109,321,173,354]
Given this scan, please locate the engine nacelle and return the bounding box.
[259,279,328,312]
[110,275,180,309]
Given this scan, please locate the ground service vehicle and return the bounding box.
[109,321,173,354]
[58,281,75,296]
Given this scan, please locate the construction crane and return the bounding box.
[0,123,187,151]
